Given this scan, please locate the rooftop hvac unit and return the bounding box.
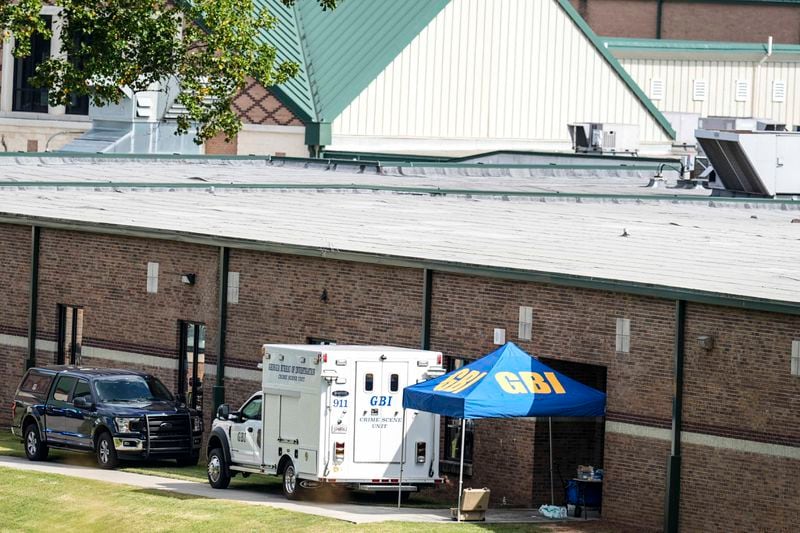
[663,112,700,146]
[698,116,785,133]
[695,129,800,197]
[698,116,759,132]
[757,120,787,132]
[567,123,639,155]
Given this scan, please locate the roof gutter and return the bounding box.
[1,213,799,317]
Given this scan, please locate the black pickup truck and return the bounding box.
[11,367,203,469]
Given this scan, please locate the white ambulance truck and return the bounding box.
[206,345,445,500]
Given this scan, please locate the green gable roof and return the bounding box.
[257,0,316,122]
[261,0,449,123]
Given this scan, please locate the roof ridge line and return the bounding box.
[292,2,321,122]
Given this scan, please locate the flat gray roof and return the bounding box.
[1,157,799,311]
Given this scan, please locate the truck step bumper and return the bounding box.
[356,484,418,492]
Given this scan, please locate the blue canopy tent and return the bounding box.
[399,342,606,517]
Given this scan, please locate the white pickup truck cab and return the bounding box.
[206,344,445,500]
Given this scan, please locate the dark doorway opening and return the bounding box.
[178,321,206,412]
[56,304,84,365]
[532,358,607,507]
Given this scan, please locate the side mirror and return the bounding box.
[217,404,230,420]
[73,396,94,410]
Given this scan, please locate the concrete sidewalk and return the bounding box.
[0,455,556,525]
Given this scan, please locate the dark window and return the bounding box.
[73,379,92,401]
[65,92,89,116]
[365,373,374,392]
[57,305,84,365]
[19,371,53,396]
[390,373,399,392]
[444,357,474,464]
[178,321,206,411]
[241,396,262,420]
[307,337,335,345]
[12,15,51,113]
[49,375,77,407]
[445,417,475,463]
[64,30,90,115]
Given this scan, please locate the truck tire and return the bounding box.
[282,462,304,500]
[23,424,49,461]
[95,431,119,469]
[176,453,200,467]
[207,448,231,489]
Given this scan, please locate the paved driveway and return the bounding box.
[0,455,556,525]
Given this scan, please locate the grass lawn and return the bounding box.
[0,466,547,533]
[0,430,442,508]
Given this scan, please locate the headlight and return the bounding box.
[115,417,141,433]
[192,415,203,433]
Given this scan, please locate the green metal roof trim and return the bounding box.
[603,37,800,55]
[557,0,676,140]
[323,149,681,165]
[259,0,449,123]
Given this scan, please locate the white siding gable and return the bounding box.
[332,0,671,152]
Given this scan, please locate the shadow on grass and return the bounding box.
[132,488,209,500]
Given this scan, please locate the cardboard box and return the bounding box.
[461,488,491,511]
[450,508,486,521]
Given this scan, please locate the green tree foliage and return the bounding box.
[0,0,338,143]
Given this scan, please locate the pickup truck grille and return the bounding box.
[146,414,191,451]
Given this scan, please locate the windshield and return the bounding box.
[94,375,174,403]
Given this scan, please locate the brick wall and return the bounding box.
[204,133,239,156]
[683,304,800,445]
[233,78,303,127]
[570,0,800,44]
[35,230,219,365]
[680,442,800,532]
[1,223,798,531]
[0,346,27,426]
[603,432,669,531]
[225,250,424,369]
[0,225,31,425]
[0,224,31,335]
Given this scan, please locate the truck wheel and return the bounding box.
[23,424,49,461]
[282,463,304,500]
[95,432,119,469]
[207,448,231,489]
[176,454,200,467]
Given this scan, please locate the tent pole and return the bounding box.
[457,418,466,523]
[398,408,406,509]
[549,416,554,505]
